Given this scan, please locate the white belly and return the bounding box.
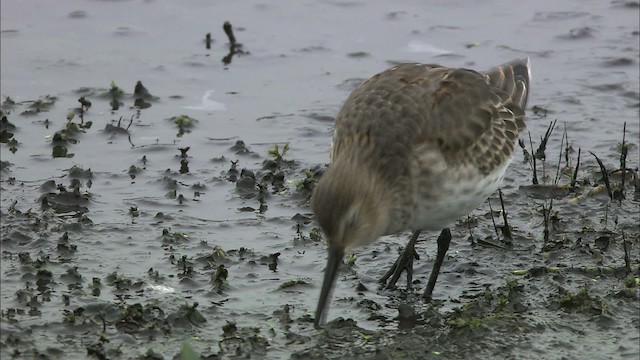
[409,158,511,231]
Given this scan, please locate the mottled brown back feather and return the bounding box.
[331,58,530,178]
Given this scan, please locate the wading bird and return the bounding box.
[312,57,531,327]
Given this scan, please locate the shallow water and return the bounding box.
[1,0,639,359]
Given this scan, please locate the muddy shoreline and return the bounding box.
[2,1,639,359]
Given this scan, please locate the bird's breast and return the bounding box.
[407,155,512,232]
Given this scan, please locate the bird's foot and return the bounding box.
[379,231,421,290]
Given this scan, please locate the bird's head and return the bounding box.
[311,159,391,327]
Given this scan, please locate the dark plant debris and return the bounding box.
[221,21,249,65]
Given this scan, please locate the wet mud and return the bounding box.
[1,0,639,359]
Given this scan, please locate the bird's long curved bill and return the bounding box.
[314,245,344,328]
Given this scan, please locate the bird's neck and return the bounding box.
[329,156,396,235]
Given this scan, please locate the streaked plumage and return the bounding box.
[312,58,531,327]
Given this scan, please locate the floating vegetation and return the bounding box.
[1,9,637,358]
[49,110,92,158]
[0,115,18,153]
[133,81,158,109]
[20,95,57,116]
[167,114,198,137]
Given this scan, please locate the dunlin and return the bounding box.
[312,57,531,327]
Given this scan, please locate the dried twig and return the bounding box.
[542,200,552,247]
[571,148,581,188]
[554,125,566,185]
[535,119,557,162]
[615,122,628,201]
[528,131,538,185]
[488,198,500,238]
[590,152,613,201]
[622,231,631,274]
[498,189,512,243]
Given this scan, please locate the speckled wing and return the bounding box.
[331,58,530,175]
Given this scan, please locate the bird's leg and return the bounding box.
[423,228,451,301]
[379,230,421,289]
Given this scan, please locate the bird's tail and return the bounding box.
[483,57,531,110]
